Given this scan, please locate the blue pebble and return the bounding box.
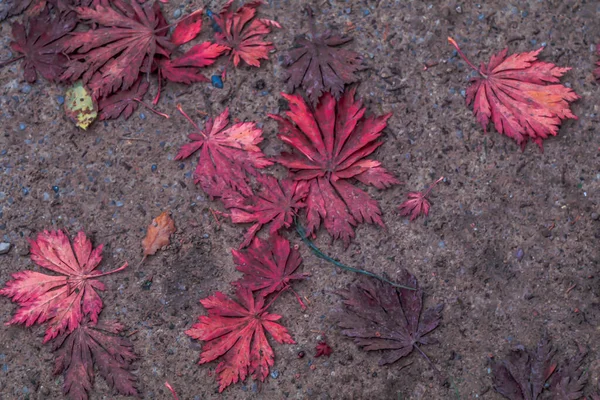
[460,89,466,98]
[140,112,146,120]
[211,75,224,89]
[530,39,537,45]
[516,248,524,261]
[22,187,29,196]
[270,370,279,379]
[363,9,370,16]
[521,10,528,17]
[151,164,157,172]
[19,122,26,130]
[206,9,213,18]
[43,192,50,201]
[0,150,6,155]
[173,8,182,18]
[179,163,185,170]
[52,186,59,193]
[21,85,31,94]
[57,95,65,105]
[116,201,124,207]
[438,241,445,249]
[478,13,485,20]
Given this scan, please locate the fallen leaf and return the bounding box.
[185,287,295,392]
[175,106,272,198]
[315,341,332,357]
[491,337,586,400]
[0,230,128,342]
[170,8,204,46]
[449,38,579,151]
[52,319,138,400]
[231,234,309,298]
[222,175,309,248]
[62,0,174,98]
[337,271,443,366]
[398,177,443,221]
[6,7,76,82]
[212,0,280,67]
[270,87,400,245]
[142,210,176,257]
[98,78,149,120]
[283,27,364,105]
[65,81,98,129]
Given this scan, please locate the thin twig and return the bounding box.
[295,219,415,290]
[120,136,151,142]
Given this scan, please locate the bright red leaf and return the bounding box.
[170,8,204,46]
[175,106,272,197]
[62,0,173,98]
[52,319,138,400]
[5,8,76,83]
[315,341,332,357]
[98,78,149,120]
[213,0,281,67]
[270,87,400,245]
[222,174,309,248]
[185,287,295,392]
[0,230,128,343]
[231,234,309,298]
[449,38,579,151]
[398,176,443,221]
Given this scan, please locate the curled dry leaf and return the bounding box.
[185,287,295,392]
[449,38,579,151]
[52,319,138,400]
[271,87,400,245]
[142,210,176,257]
[337,271,443,366]
[0,230,128,342]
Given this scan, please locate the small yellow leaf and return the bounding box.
[64,82,97,130]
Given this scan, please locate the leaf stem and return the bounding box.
[422,176,444,198]
[165,381,179,400]
[87,262,128,278]
[447,37,481,74]
[0,55,24,68]
[177,104,207,138]
[295,219,415,290]
[134,99,169,119]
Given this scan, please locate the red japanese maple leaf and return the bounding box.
[212,0,281,67]
[0,230,128,343]
[449,38,579,151]
[185,287,295,392]
[62,0,174,98]
[175,106,272,197]
[98,78,149,120]
[52,319,138,400]
[222,174,309,248]
[170,8,204,46]
[398,176,443,221]
[315,341,332,357]
[153,42,229,104]
[4,8,76,83]
[231,234,309,298]
[270,87,400,245]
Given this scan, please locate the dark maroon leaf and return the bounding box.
[282,29,364,105]
[98,78,149,120]
[337,271,443,366]
[315,341,332,357]
[52,319,138,400]
[549,349,587,400]
[0,0,45,21]
[7,8,76,83]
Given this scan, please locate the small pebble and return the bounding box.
[116,201,124,207]
[592,212,599,221]
[19,122,26,130]
[52,186,59,193]
[516,248,524,261]
[270,370,279,379]
[151,164,157,172]
[0,242,10,255]
[20,85,31,94]
[211,75,224,89]
[22,187,29,195]
[297,351,305,359]
[56,95,65,105]
[139,112,146,120]
[173,8,182,18]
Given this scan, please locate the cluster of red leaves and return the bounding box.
[3,0,279,122]
[449,38,579,151]
[186,235,307,392]
[491,337,587,400]
[0,230,134,400]
[337,271,443,366]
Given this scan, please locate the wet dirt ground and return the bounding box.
[1,0,600,399]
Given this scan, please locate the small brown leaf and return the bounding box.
[142,211,176,257]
